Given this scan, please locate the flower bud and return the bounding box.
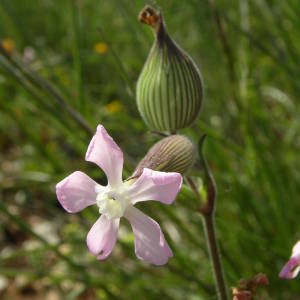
[136,5,203,132]
[133,134,196,177]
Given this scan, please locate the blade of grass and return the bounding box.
[97,27,134,97]
[70,0,85,113]
[0,199,119,299]
[0,46,93,135]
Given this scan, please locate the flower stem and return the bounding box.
[203,213,228,300]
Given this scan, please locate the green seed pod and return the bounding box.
[132,134,196,177]
[136,5,203,132]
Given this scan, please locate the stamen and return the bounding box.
[96,185,129,219]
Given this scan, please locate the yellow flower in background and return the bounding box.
[94,42,109,54]
[1,38,15,54]
[105,100,124,114]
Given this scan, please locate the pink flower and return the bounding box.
[279,240,300,279]
[56,125,182,265]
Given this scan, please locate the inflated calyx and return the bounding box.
[133,134,196,177]
[136,5,203,132]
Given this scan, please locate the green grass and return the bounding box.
[0,0,299,299]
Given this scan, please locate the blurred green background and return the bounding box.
[0,0,299,299]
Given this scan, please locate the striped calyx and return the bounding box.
[136,5,203,132]
[132,135,196,177]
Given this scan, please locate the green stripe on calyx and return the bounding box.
[132,134,196,177]
[137,5,203,132]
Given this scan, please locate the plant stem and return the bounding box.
[70,0,85,112]
[203,213,228,300]
[188,137,228,298]
[97,27,134,97]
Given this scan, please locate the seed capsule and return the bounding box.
[136,5,203,132]
[133,134,196,177]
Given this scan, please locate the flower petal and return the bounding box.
[86,215,120,260]
[127,168,182,205]
[85,124,123,188]
[124,206,173,265]
[279,241,300,279]
[56,171,100,213]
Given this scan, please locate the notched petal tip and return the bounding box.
[136,247,173,266]
[85,125,103,162]
[56,171,97,213]
[86,124,123,162]
[148,168,182,186]
[86,216,120,261]
[125,207,173,266]
[56,184,71,213]
[128,168,182,205]
[85,124,123,188]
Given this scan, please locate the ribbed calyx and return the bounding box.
[133,134,196,177]
[136,5,203,132]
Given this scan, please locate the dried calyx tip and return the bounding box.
[138,5,162,31]
[136,4,203,132]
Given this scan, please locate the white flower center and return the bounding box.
[96,184,130,220]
